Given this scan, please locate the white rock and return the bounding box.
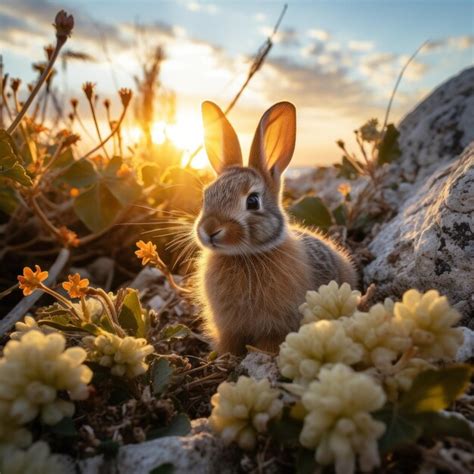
[239,352,280,384]
[147,294,166,312]
[456,327,474,362]
[364,146,474,325]
[129,267,165,292]
[74,419,238,474]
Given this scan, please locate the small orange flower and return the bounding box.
[135,240,158,265]
[70,187,80,197]
[338,183,351,198]
[58,226,80,248]
[18,265,49,296]
[116,163,131,178]
[62,273,89,298]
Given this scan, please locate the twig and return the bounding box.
[382,40,428,132]
[0,248,70,336]
[184,3,288,168]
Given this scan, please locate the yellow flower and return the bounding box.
[277,320,363,385]
[393,289,463,361]
[209,376,283,450]
[17,265,48,296]
[62,273,89,299]
[0,331,92,427]
[300,364,386,474]
[82,333,154,378]
[135,240,158,265]
[299,281,361,324]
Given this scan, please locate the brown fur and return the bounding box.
[196,101,358,354]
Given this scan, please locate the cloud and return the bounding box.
[186,2,218,14]
[424,35,474,52]
[259,26,300,46]
[307,28,330,42]
[348,40,374,52]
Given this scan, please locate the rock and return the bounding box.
[397,67,474,184]
[148,294,166,312]
[364,146,474,324]
[456,327,474,362]
[239,352,280,384]
[129,267,165,292]
[74,419,238,474]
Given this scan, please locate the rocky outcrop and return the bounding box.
[74,419,238,474]
[364,146,474,325]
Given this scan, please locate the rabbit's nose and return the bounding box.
[209,229,223,244]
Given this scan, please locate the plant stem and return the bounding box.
[87,96,110,158]
[7,37,66,134]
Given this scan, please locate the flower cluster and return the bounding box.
[82,333,154,378]
[277,320,363,385]
[299,281,361,324]
[0,331,91,445]
[393,289,463,360]
[0,441,69,474]
[299,364,386,474]
[209,376,283,450]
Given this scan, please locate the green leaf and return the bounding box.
[377,124,401,165]
[141,164,161,187]
[289,196,332,229]
[374,404,422,454]
[332,203,347,225]
[147,413,191,440]
[334,156,360,180]
[73,181,123,232]
[118,289,146,337]
[104,175,142,207]
[149,464,175,474]
[49,417,78,437]
[159,324,190,341]
[413,411,473,442]
[97,439,120,459]
[152,358,173,396]
[399,366,472,414]
[0,129,32,185]
[57,158,97,188]
[50,147,75,169]
[80,322,103,336]
[269,411,303,445]
[0,183,19,214]
[295,448,317,474]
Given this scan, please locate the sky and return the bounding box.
[0,0,473,167]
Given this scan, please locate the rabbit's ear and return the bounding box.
[202,101,243,174]
[249,102,296,182]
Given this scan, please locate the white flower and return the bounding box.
[0,441,70,474]
[393,289,463,360]
[0,331,92,427]
[9,316,51,340]
[343,300,411,370]
[82,333,154,378]
[277,320,363,385]
[299,281,361,324]
[209,376,283,450]
[300,364,386,474]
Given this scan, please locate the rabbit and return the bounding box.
[194,100,358,355]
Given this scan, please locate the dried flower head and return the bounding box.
[53,10,74,40]
[299,281,361,324]
[337,183,351,198]
[10,78,21,93]
[103,98,110,109]
[0,331,92,425]
[343,301,412,371]
[70,98,78,110]
[17,265,48,296]
[82,82,95,101]
[82,333,154,378]
[118,88,132,107]
[393,289,463,360]
[44,44,55,60]
[62,273,89,299]
[135,240,158,265]
[359,118,381,142]
[58,226,80,248]
[0,441,69,474]
[278,320,363,385]
[300,364,386,474]
[209,376,283,450]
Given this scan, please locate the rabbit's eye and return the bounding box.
[246,192,260,210]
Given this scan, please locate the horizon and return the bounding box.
[1,0,473,167]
